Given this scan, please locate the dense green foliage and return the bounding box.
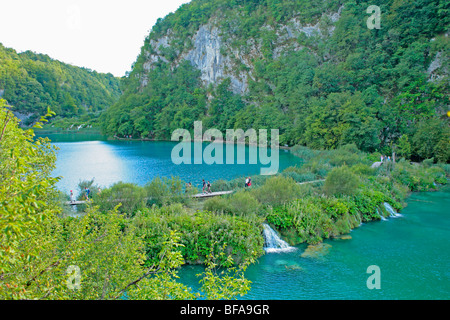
[265,145,448,245]
[200,142,449,246]
[101,0,449,162]
[132,204,264,266]
[0,43,121,125]
[0,104,255,300]
[2,0,449,300]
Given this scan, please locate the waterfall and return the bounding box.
[383,202,403,218]
[262,224,296,253]
[377,208,387,221]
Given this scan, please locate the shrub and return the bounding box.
[422,158,435,168]
[204,196,230,214]
[77,179,102,201]
[282,170,317,183]
[228,191,261,216]
[145,176,191,207]
[210,179,230,192]
[351,163,376,177]
[290,145,321,160]
[324,166,360,196]
[133,207,265,266]
[95,182,146,216]
[254,175,301,205]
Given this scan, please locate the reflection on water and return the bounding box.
[46,137,301,197]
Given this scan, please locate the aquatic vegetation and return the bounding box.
[300,243,332,259]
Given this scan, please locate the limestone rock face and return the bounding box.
[182,25,248,94]
[137,5,347,94]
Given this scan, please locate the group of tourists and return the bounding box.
[69,188,89,203]
[69,187,101,203]
[245,177,252,188]
[380,155,392,163]
[202,179,212,194]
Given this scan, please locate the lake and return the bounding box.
[40,133,450,299]
[180,185,450,300]
[40,133,301,196]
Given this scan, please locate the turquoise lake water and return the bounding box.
[41,133,300,196]
[40,134,450,299]
[180,186,450,300]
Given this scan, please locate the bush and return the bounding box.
[282,169,317,183]
[437,163,450,177]
[301,159,332,178]
[228,191,261,216]
[133,207,265,266]
[145,176,192,207]
[351,163,376,177]
[77,179,102,201]
[391,161,447,191]
[328,149,362,167]
[210,179,230,192]
[254,175,302,205]
[290,145,321,160]
[95,182,147,216]
[422,158,435,168]
[267,198,334,245]
[324,166,360,196]
[204,196,230,213]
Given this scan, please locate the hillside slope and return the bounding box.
[0,43,122,126]
[102,0,449,161]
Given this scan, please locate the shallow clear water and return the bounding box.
[179,186,450,300]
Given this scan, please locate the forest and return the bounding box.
[101,0,449,163]
[2,97,448,299]
[1,0,449,300]
[0,43,122,126]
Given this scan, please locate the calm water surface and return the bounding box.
[40,133,301,196]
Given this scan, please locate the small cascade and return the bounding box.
[377,208,387,221]
[262,224,296,253]
[383,202,403,218]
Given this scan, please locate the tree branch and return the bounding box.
[113,250,166,300]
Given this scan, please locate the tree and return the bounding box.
[0,99,60,299]
[0,104,255,300]
[324,165,360,197]
[396,134,412,159]
[412,117,450,162]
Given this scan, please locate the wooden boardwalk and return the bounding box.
[64,179,329,205]
[64,191,235,205]
[297,179,325,185]
[66,200,87,206]
[192,190,235,199]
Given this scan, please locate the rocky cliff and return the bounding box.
[137,5,343,95]
[102,0,448,161]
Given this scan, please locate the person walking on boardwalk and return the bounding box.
[202,179,206,194]
[245,177,249,187]
[248,177,252,187]
[70,190,74,203]
[207,181,211,194]
[85,187,90,200]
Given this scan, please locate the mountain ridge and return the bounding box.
[0,42,122,126]
[101,0,448,162]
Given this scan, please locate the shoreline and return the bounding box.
[36,129,293,150]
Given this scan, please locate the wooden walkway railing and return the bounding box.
[64,180,327,206]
